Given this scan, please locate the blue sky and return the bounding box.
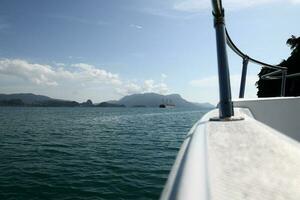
[0,0,299,104]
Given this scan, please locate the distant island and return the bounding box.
[0,93,214,109]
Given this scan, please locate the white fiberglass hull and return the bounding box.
[161,99,300,200]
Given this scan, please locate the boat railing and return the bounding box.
[225,29,288,98]
[211,0,300,119]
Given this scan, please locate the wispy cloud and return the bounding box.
[71,63,122,85]
[173,0,300,12]
[67,56,84,60]
[161,73,167,80]
[117,80,169,96]
[53,62,66,67]
[130,24,143,29]
[117,74,169,95]
[144,79,169,94]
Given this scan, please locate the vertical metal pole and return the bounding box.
[281,70,287,97]
[239,57,249,98]
[212,5,234,119]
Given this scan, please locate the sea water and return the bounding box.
[0,107,209,200]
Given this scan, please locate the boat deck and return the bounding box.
[161,108,300,200]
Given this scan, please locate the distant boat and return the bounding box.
[159,98,175,108]
[159,104,166,108]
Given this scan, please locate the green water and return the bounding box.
[0,107,209,200]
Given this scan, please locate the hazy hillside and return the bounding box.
[0,93,52,104]
[0,93,79,107]
[115,93,214,108]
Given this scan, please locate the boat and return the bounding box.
[160,0,300,199]
[159,104,175,108]
[159,99,175,108]
[159,104,166,108]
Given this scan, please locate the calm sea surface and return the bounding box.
[0,107,210,200]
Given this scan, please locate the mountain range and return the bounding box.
[110,93,213,108]
[0,93,214,108]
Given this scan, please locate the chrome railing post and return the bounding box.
[212,0,234,119]
[239,56,249,98]
[281,70,287,97]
